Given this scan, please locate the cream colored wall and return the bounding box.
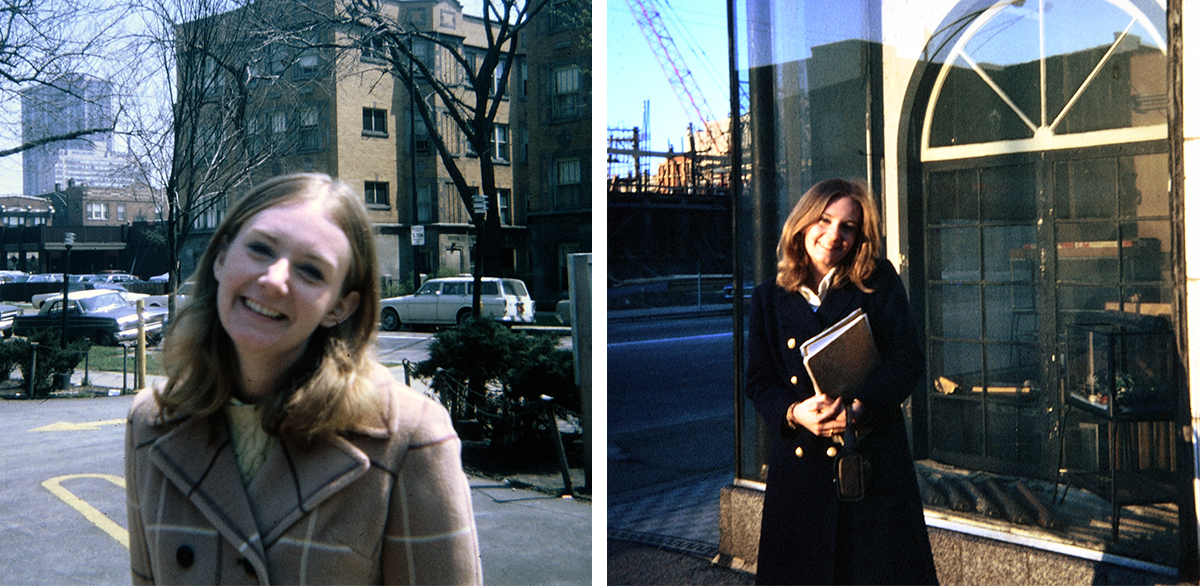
[333,50,401,226]
[879,0,959,269]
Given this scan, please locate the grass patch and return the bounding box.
[84,345,165,377]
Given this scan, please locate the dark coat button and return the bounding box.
[176,545,195,568]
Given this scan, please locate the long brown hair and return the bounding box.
[155,173,384,441]
[776,178,881,293]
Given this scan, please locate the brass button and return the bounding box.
[790,376,798,385]
[826,446,838,458]
[787,338,796,349]
[794,446,804,458]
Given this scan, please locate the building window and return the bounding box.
[492,61,507,96]
[363,108,388,137]
[296,34,320,78]
[247,115,263,158]
[492,124,510,162]
[86,202,108,220]
[299,106,322,152]
[554,158,582,208]
[549,0,575,32]
[116,204,126,222]
[417,184,432,223]
[551,65,583,119]
[271,111,287,135]
[498,188,512,225]
[362,36,389,62]
[412,115,431,154]
[365,181,389,207]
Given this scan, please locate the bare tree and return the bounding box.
[315,0,550,316]
[0,0,129,159]
[123,0,311,317]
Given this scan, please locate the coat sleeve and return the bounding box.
[746,283,807,438]
[125,393,154,585]
[856,260,925,412]
[382,395,482,586]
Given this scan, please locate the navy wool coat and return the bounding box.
[748,259,938,585]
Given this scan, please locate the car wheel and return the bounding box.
[93,330,115,347]
[380,308,400,331]
[456,309,472,327]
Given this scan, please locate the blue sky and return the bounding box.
[606,0,730,153]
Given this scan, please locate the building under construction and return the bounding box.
[607,124,736,306]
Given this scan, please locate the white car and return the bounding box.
[144,281,195,309]
[380,277,534,330]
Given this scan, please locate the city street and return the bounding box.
[608,314,737,495]
[0,327,590,585]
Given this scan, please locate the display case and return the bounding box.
[1057,311,1178,542]
[1063,311,1175,420]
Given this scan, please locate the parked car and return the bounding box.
[31,283,142,309]
[12,289,168,346]
[0,302,20,337]
[379,276,534,330]
[87,272,139,284]
[144,281,194,309]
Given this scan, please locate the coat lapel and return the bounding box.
[246,433,371,547]
[148,416,268,574]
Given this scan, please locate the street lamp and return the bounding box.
[61,231,75,352]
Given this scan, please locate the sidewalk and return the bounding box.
[608,471,754,585]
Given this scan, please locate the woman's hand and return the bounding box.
[788,395,864,437]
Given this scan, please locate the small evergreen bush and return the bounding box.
[10,329,91,396]
[415,317,581,453]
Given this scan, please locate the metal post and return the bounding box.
[122,342,128,392]
[541,395,573,497]
[136,300,146,389]
[60,232,75,351]
[27,342,37,398]
[567,253,592,491]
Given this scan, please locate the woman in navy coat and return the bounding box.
[748,179,938,585]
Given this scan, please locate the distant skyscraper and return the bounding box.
[21,74,133,196]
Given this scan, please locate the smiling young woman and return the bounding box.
[748,179,937,585]
[124,173,481,585]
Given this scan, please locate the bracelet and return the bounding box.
[785,402,800,429]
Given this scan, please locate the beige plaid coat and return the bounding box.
[125,378,481,585]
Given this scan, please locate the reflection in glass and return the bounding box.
[930,284,982,340]
[928,227,980,282]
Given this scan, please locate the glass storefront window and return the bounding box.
[733,0,1182,570]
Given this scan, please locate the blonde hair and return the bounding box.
[776,178,881,293]
[155,173,384,441]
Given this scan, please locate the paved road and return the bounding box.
[608,315,736,495]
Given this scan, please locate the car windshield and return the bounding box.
[79,293,130,313]
[416,282,440,296]
[501,279,529,296]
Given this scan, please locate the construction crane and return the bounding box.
[624,0,731,155]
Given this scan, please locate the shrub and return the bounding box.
[10,329,91,396]
[415,317,581,452]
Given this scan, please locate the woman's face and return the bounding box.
[803,195,862,279]
[213,198,360,367]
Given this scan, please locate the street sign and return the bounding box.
[411,225,425,246]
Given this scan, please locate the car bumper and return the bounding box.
[115,321,163,342]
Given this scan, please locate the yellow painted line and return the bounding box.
[42,474,128,549]
[31,419,125,432]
